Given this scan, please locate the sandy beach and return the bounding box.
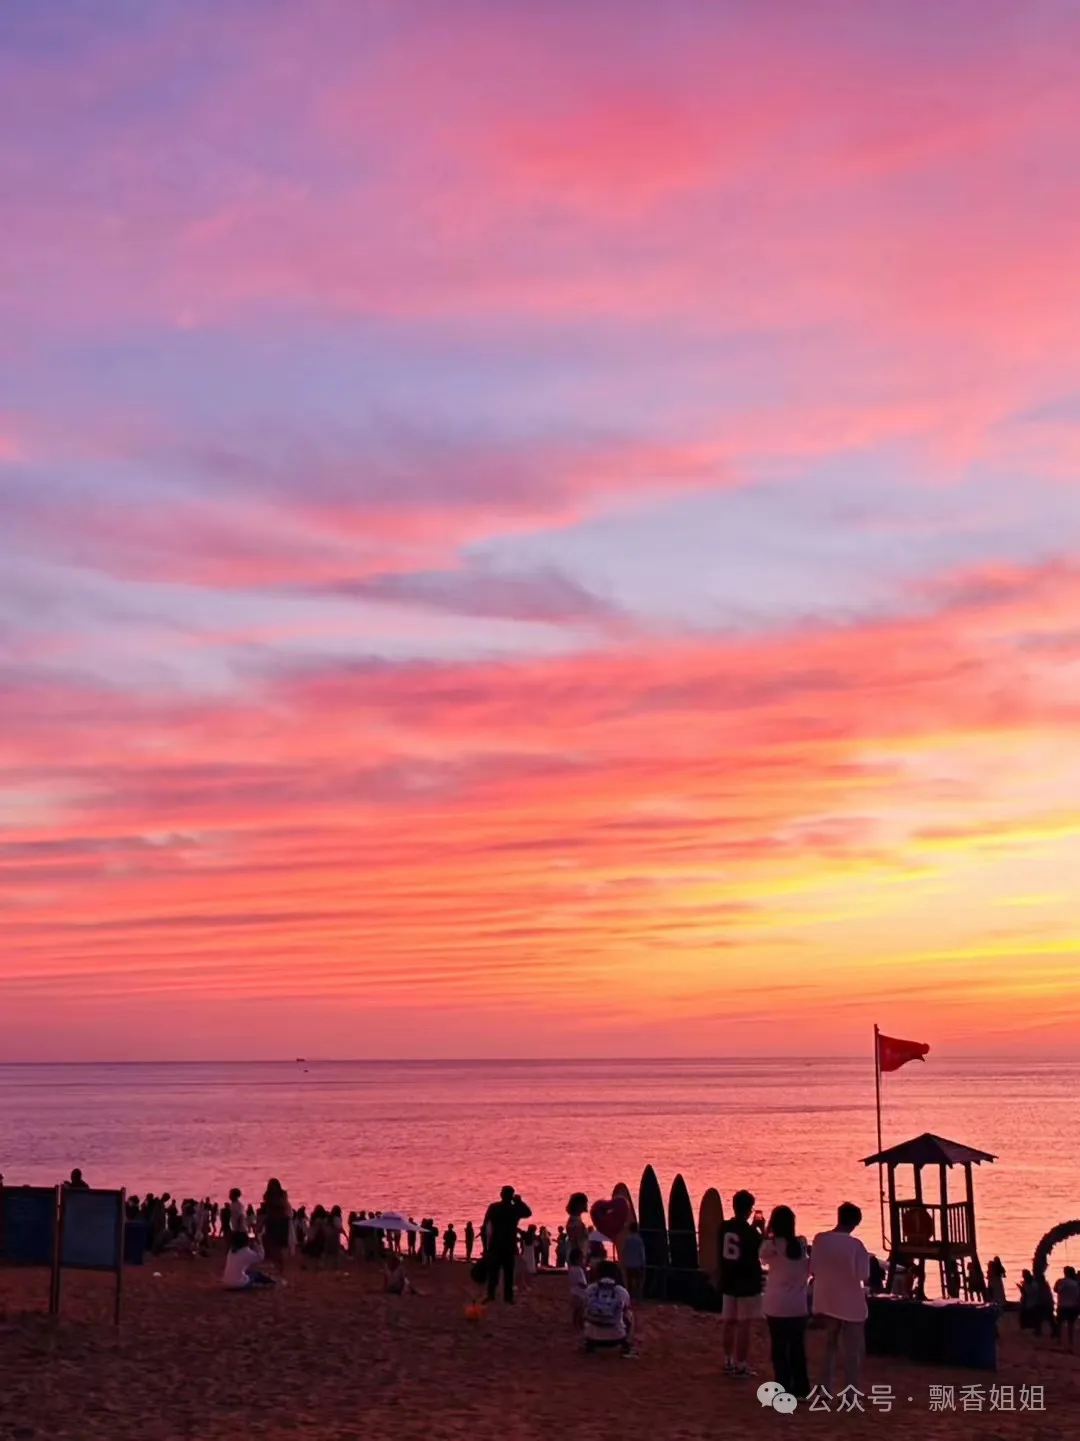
[1,1257,1075,1441]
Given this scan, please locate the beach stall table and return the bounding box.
[862,1133,997,1370]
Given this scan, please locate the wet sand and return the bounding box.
[1,1257,1075,1440]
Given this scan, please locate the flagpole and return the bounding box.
[874,1023,886,1251]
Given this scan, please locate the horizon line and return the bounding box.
[1,1052,1067,1066]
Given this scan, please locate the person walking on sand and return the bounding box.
[483,1185,532,1304]
[443,1223,457,1261]
[718,1189,765,1378]
[810,1203,870,1394]
[464,1220,475,1262]
[760,1205,810,1400]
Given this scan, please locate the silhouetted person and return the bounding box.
[422,1218,437,1266]
[967,1257,986,1301]
[1056,1266,1079,1349]
[718,1188,764,1377]
[464,1220,475,1261]
[68,1168,88,1189]
[868,1254,886,1294]
[987,1256,1006,1307]
[483,1185,531,1303]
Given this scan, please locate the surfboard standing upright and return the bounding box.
[637,1165,670,1300]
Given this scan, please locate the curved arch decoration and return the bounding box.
[1031,1219,1080,1278]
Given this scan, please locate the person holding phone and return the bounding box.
[718,1189,764,1378]
[760,1205,810,1398]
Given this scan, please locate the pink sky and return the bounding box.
[1,1,1079,1058]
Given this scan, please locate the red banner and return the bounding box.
[877,1033,929,1073]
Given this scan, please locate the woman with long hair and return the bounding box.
[759,1204,810,1399]
[261,1177,293,1276]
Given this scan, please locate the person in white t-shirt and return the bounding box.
[222,1230,276,1290]
[810,1203,870,1393]
[759,1205,810,1399]
[228,1188,246,1236]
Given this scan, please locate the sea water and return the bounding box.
[0,1057,1075,1281]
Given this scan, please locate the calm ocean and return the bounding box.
[0,1058,1075,1280]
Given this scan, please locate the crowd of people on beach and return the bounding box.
[55,1167,1080,1387]
[114,1177,586,1283]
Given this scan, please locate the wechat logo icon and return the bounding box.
[758,1381,798,1414]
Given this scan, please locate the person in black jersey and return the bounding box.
[718,1188,765,1377]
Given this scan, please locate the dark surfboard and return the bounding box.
[612,1181,637,1266]
[638,1164,669,1299]
[667,1173,698,1271]
[698,1188,724,1276]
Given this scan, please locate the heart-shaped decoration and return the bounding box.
[590,1196,630,1241]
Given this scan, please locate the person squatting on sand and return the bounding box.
[582,1259,637,1357]
[222,1229,276,1289]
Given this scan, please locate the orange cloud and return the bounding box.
[2,555,1078,1055]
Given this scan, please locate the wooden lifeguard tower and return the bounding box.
[862,1132,996,1298]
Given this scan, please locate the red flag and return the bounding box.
[877,1033,929,1073]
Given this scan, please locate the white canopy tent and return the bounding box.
[351,1212,421,1233]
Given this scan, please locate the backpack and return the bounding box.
[585,1279,623,1329]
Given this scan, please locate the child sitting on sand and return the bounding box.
[568,1247,589,1329]
[385,1254,417,1296]
[222,1231,276,1290]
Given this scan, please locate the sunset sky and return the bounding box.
[2,1,1079,1060]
